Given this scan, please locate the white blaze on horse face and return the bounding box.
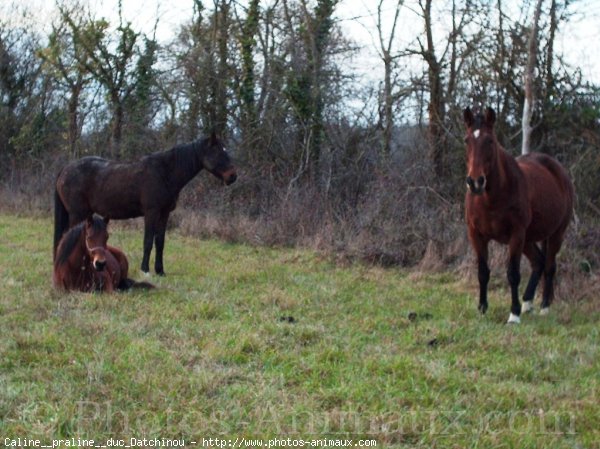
[507,313,521,324]
[473,129,480,139]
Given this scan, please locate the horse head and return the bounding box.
[84,215,110,272]
[201,132,237,186]
[463,107,498,195]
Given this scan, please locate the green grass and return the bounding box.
[0,215,598,448]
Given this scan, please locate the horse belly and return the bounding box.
[526,200,568,242]
[521,164,572,242]
[90,180,143,219]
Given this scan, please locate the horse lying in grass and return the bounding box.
[54,133,237,276]
[463,107,574,323]
[53,215,153,292]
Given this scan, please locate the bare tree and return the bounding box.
[522,0,544,155]
[173,0,232,139]
[39,5,91,158]
[300,0,338,179]
[213,0,232,136]
[280,0,339,181]
[411,0,475,176]
[376,0,404,157]
[236,0,261,138]
[62,1,147,157]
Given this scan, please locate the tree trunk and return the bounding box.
[546,0,557,97]
[382,53,393,156]
[67,83,82,158]
[215,0,230,136]
[378,0,403,157]
[522,0,544,155]
[422,0,445,176]
[111,97,123,158]
[239,0,261,159]
[308,0,336,181]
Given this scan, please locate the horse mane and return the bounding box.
[55,222,85,267]
[55,216,106,267]
[142,136,212,180]
[170,137,209,180]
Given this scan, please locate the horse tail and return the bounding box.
[54,187,69,260]
[117,278,156,290]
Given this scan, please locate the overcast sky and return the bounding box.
[5,0,600,85]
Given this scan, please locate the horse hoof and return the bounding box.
[539,307,550,316]
[142,271,151,278]
[478,303,488,314]
[156,271,166,277]
[522,301,534,313]
[507,313,521,324]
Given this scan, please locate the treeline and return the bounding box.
[1,0,599,270]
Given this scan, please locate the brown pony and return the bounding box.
[53,215,132,292]
[463,107,574,323]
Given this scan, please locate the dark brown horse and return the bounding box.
[53,215,129,292]
[463,107,574,323]
[54,134,236,275]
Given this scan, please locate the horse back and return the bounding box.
[517,153,574,240]
[57,156,148,219]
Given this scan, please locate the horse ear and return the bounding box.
[463,107,474,128]
[484,107,496,127]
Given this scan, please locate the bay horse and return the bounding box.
[54,133,236,275]
[53,215,129,292]
[463,107,574,323]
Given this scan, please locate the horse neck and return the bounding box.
[171,142,204,191]
[70,231,95,288]
[64,229,90,268]
[76,231,91,264]
[484,143,516,204]
[56,224,87,268]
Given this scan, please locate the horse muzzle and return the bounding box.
[222,169,237,186]
[93,259,107,271]
[466,175,486,195]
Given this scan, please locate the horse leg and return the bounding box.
[153,214,169,276]
[141,212,158,273]
[540,234,563,314]
[506,232,525,324]
[522,242,545,313]
[468,228,490,314]
[104,272,115,293]
[109,246,129,282]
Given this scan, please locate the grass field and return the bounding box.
[0,214,598,448]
